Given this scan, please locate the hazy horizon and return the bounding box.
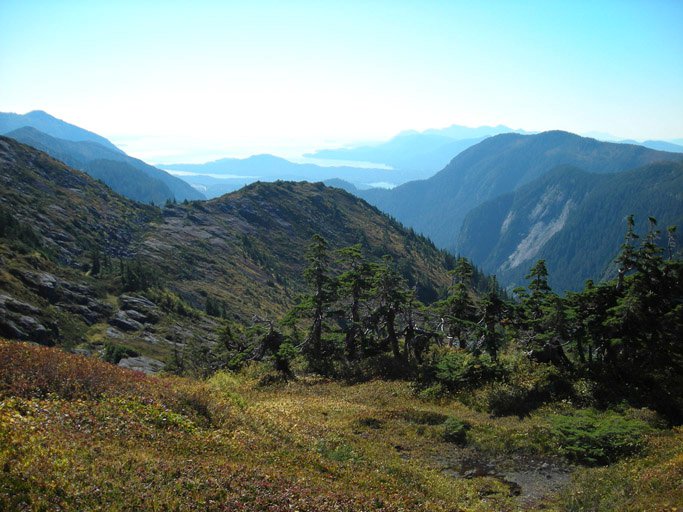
[2,0,682,164]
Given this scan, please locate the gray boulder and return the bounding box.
[109,310,144,331]
[118,355,165,374]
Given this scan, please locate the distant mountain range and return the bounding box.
[1,115,204,203]
[304,124,530,173]
[619,139,683,153]
[164,154,414,197]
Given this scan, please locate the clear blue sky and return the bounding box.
[1,0,682,163]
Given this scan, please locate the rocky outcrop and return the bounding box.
[107,294,161,332]
[118,355,165,374]
[11,270,112,325]
[118,295,160,323]
[109,310,144,332]
[0,294,55,344]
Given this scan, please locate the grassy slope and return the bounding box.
[2,340,680,512]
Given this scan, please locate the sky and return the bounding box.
[1,0,682,164]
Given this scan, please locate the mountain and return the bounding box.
[457,162,683,291]
[305,124,527,173]
[358,131,683,254]
[305,133,481,173]
[639,140,683,153]
[0,110,122,153]
[423,123,529,139]
[322,178,362,194]
[164,154,413,196]
[6,126,204,202]
[0,136,451,363]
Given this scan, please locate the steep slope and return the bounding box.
[0,136,158,262]
[140,181,452,320]
[0,110,122,153]
[360,131,683,251]
[457,162,683,291]
[0,137,451,365]
[6,126,204,202]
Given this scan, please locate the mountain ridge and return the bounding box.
[6,126,204,203]
[0,110,122,153]
[0,136,452,361]
[357,130,683,255]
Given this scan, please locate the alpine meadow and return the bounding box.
[1,2,682,511]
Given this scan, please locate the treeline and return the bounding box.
[208,216,682,422]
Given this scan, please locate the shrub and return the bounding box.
[0,206,43,251]
[315,436,358,463]
[338,353,412,383]
[550,409,651,465]
[442,417,470,444]
[103,342,140,364]
[121,258,161,292]
[485,358,573,417]
[356,417,383,429]
[0,339,148,400]
[420,347,501,392]
[207,370,248,410]
[0,339,228,427]
[486,382,531,417]
[274,341,298,378]
[144,287,200,318]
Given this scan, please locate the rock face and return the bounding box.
[107,294,161,331]
[109,310,144,332]
[118,295,160,323]
[0,294,55,343]
[12,270,113,325]
[118,356,165,374]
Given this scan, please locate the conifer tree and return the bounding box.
[301,234,335,371]
[479,276,504,359]
[439,257,477,349]
[370,256,408,361]
[335,244,372,360]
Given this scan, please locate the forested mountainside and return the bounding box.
[457,162,683,291]
[359,131,683,257]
